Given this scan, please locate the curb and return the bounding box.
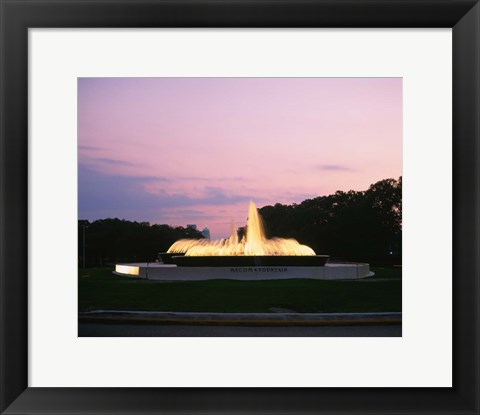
[79,310,402,327]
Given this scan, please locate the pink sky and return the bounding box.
[78,78,402,239]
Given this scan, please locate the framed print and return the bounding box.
[0,0,479,414]
[75,76,403,339]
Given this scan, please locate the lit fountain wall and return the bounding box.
[167,201,315,257]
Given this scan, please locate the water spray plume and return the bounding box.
[167,201,316,256]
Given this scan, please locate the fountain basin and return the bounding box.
[120,201,373,281]
[114,261,373,281]
[157,252,185,264]
[167,254,329,267]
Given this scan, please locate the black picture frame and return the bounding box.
[1,1,479,413]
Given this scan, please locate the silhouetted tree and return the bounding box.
[78,219,203,267]
[258,177,402,263]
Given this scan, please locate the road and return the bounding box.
[79,323,401,337]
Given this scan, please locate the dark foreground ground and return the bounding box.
[79,323,402,337]
[78,267,401,337]
[79,267,401,313]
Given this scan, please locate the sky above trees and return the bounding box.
[78,77,402,239]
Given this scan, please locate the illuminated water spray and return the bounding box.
[167,201,316,256]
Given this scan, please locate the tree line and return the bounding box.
[255,177,402,264]
[78,219,203,267]
[79,177,401,267]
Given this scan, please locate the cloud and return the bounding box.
[172,209,206,215]
[130,175,170,183]
[178,176,246,183]
[316,164,355,172]
[156,210,226,222]
[93,157,134,166]
[203,186,251,204]
[78,164,252,218]
[79,144,103,151]
[79,158,170,182]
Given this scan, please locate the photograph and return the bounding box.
[77,77,403,337]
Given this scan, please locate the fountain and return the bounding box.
[160,201,329,267]
[115,201,373,280]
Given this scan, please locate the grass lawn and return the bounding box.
[78,267,401,313]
